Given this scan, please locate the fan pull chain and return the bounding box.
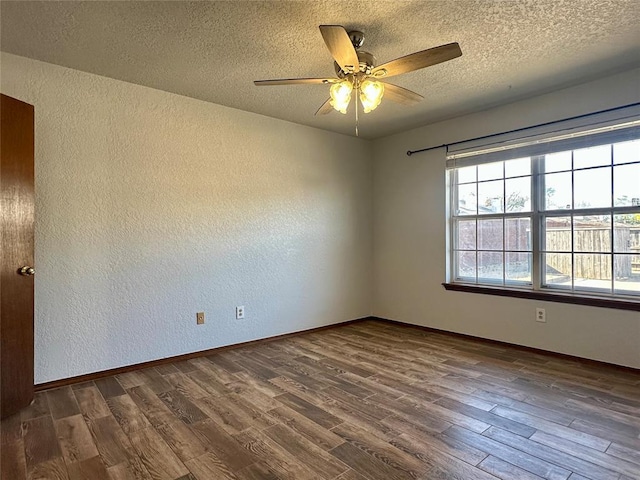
[355,87,359,137]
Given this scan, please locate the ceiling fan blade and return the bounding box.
[254,78,338,86]
[372,42,462,78]
[319,25,360,73]
[315,98,333,116]
[381,82,424,105]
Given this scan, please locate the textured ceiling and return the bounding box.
[2,1,639,139]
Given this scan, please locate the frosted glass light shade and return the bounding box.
[329,81,353,114]
[360,79,384,113]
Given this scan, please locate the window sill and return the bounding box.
[442,283,640,312]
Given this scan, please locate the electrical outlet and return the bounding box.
[535,308,546,323]
[196,312,205,325]
[236,306,245,320]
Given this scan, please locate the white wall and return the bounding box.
[2,53,637,383]
[1,53,373,384]
[373,68,640,369]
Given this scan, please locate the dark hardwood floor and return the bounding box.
[2,319,639,480]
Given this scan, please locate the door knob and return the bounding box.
[19,266,35,276]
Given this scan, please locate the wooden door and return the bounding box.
[1,94,35,419]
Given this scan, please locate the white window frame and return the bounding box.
[446,120,640,306]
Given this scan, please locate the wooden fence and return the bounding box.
[631,228,640,274]
[457,222,640,279]
[546,227,636,279]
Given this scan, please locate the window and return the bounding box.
[447,122,640,305]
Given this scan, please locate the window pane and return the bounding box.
[544,150,571,173]
[544,172,572,210]
[506,252,531,283]
[457,165,476,183]
[478,252,503,281]
[614,254,640,294]
[574,144,611,169]
[544,217,571,252]
[456,219,476,249]
[574,253,612,292]
[478,219,503,250]
[457,183,477,215]
[456,251,476,279]
[505,177,531,212]
[614,214,640,252]
[506,218,531,251]
[450,134,640,299]
[574,215,611,252]
[614,139,640,165]
[478,180,504,214]
[478,162,503,181]
[613,163,640,206]
[505,158,530,178]
[574,167,611,209]
[543,253,572,286]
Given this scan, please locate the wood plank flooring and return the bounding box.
[2,320,639,480]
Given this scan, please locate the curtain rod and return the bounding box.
[405,102,640,157]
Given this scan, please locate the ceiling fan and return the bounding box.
[254,25,462,129]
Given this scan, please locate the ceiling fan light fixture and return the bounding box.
[359,79,384,113]
[255,26,461,129]
[329,80,353,114]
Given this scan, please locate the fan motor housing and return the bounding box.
[335,51,376,78]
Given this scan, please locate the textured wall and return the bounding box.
[1,53,373,384]
[2,53,637,384]
[373,68,640,369]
